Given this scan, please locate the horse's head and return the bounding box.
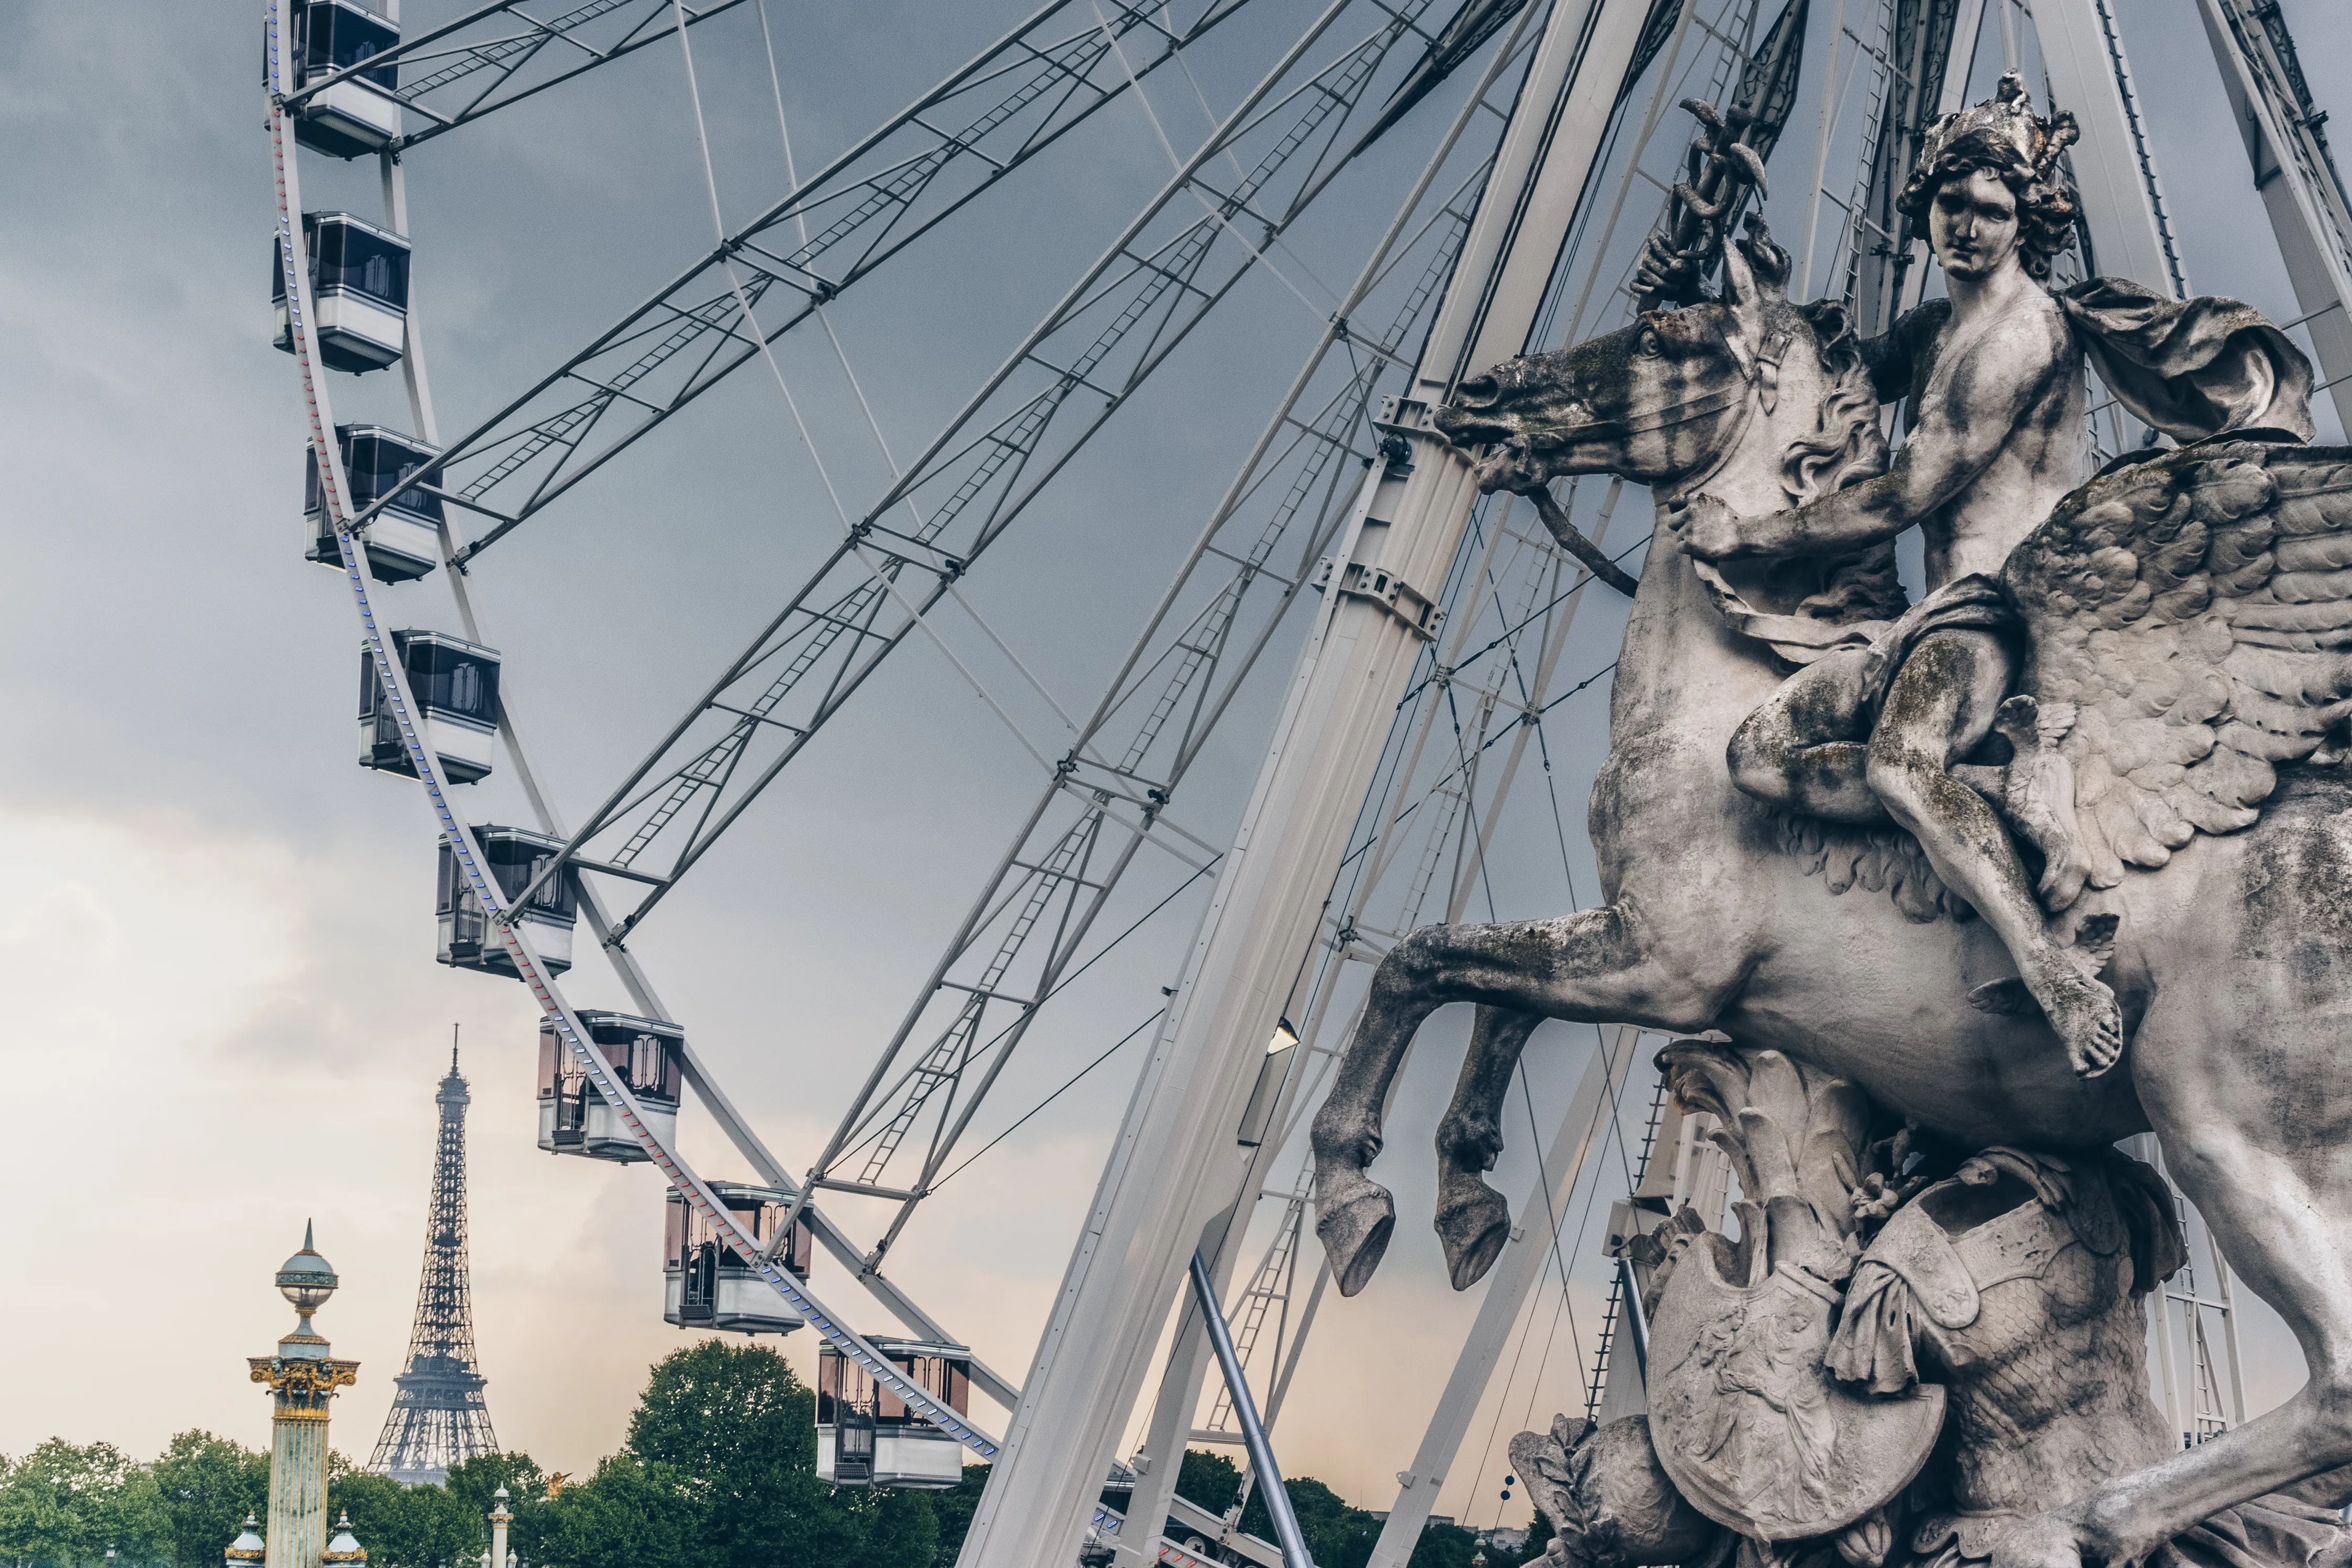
[1436,224,1879,512]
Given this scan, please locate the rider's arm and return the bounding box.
[1709,308,2067,559]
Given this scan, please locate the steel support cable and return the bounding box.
[776,248,1449,1241]
[644,0,1505,1222]
[785,13,1540,1243]
[502,0,1443,938]
[327,0,1258,549]
[667,1,1094,802]
[266,2,994,1457]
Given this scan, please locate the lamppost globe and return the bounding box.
[274,1222,339,1327]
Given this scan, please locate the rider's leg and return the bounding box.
[1432,1006,1544,1290]
[1726,646,1890,825]
[1862,630,2123,1077]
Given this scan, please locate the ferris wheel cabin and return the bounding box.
[537,1011,682,1161]
[360,630,498,783]
[287,0,402,157]
[816,1339,972,1489]
[663,1182,813,1335]
[436,825,579,977]
[306,425,442,582]
[274,212,409,373]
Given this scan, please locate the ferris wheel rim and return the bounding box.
[265,0,1004,1455]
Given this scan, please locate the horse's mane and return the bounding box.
[1784,297,1888,504]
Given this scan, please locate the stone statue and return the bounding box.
[1308,71,2352,1568]
[1505,1044,2349,1568]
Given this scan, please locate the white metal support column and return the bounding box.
[2194,0,2352,434]
[954,2,1651,1560]
[1364,1028,1638,1568]
[2031,0,2190,298]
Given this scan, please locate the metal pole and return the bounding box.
[2032,0,2189,298]
[1364,1028,1634,1568]
[1191,1251,1317,1568]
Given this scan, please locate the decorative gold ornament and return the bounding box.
[249,1357,360,1399]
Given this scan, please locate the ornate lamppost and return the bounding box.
[250,1225,360,1568]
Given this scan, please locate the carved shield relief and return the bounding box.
[1648,1235,1944,1541]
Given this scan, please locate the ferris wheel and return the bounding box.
[264,0,2352,1562]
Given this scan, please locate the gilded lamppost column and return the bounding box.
[487,1486,513,1568]
[250,1226,359,1568]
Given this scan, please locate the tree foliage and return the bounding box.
[5,1353,1549,1567]
[0,1440,173,1568]
[1169,1448,1541,1568]
[149,1433,268,1568]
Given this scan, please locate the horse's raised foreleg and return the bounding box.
[1433,1006,1544,1290]
[1995,987,2352,1568]
[1311,900,1740,1296]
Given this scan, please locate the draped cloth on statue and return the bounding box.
[1694,279,2314,670]
[2057,278,2316,443]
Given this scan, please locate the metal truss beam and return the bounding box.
[788,161,1489,1270]
[2196,0,2352,433]
[283,0,751,151]
[1846,0,1965,334]
[2035,0,2191,298]
[334,0,1258,547]
[1365,1030,1635,1566]
[954,0,1651,1552]
[508,0,1489,943]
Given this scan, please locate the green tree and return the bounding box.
[150,1432,270,1568]
[0,1440,172,1567]
[925,1465,990,1567]
[526,1457,696,1568]
[1236,1474,1379,1568]
[624,1339,872,1567]
[328,1472,480,1568]
[1173,1450,1241,1518]
[442,1454,543,1522]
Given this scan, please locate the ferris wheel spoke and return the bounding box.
[496,0,1511,943]
[334,0,1265,552]
[786,41,1525,1260]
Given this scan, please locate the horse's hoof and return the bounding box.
[1436,1182,1513,1290]
[1316,1182,1396,1297]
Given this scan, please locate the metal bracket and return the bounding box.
[1372,393,1437,436]
[1314,556,1447,640]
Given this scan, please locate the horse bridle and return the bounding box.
[1509,318,1794,591]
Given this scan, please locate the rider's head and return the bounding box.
[1897,70,2079,283]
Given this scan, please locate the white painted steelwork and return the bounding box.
[958,0,1654,1556]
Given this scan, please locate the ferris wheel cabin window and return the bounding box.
[435,825,578,978]
[662,1182,813,1336]
[815,1338,972,1489]
[272,214,409,373]
[305,425,442,583]
[296,0,398,91]
[289,1,402,158]
[534,1011,684,1163]
[358,630,499,785]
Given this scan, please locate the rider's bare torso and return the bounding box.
[1694,163,2126,1078]
[1878,280,2088,588]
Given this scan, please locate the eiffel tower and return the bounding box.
[369,1045,498,1484]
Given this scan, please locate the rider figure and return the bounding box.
[1671,75,2123,1074]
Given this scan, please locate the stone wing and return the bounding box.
[2002,443,2352,887]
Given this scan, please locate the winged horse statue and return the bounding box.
[1309,84,2352,1568]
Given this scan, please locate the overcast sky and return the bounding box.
[3,0,2348,1541]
